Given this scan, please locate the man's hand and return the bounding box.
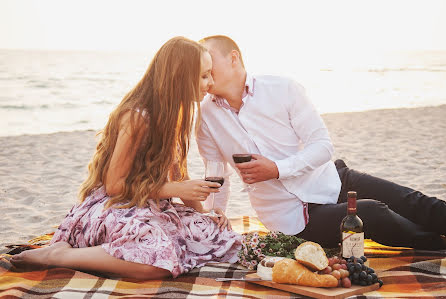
[235,154,279,184]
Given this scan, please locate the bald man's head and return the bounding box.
[199,35,245,68]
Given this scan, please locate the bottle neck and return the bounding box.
[347,197,357,215]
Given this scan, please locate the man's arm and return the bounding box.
[236,80,334,183]
[276,80,334,179]
[196,118,231,212]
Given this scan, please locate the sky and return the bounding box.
[1,0,446,72]
[1,0,446,51]
[1,0,446,134]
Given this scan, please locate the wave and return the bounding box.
[0,104,27,109]
[33,84,49,88]
[75,119,90,124]
[64,76,118,83]
[92,99,114,105]
[54,102,80,108]
[0,102,86,110]
[0,104,50,110]
[0,76,65,82]
[366,67,446,73]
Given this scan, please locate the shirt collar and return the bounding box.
[245,73,255,97]
[211,73,255,111]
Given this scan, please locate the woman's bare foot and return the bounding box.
[10,241,71,269]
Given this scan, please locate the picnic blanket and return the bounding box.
[1,216,446,298]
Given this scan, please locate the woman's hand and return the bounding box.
[206,208,232,232]
[174,179,221,201]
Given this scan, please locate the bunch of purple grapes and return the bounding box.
[346,256,383,287]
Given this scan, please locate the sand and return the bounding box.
[1,105,445,252]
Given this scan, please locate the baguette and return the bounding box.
[294,241,328,271]
[272,258,338,288]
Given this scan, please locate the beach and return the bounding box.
[1,105,445,252]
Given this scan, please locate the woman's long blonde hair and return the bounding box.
[78,36,207,209]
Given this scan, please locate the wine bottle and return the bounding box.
[340,191,364,259]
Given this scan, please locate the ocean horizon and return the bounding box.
[1,48,446,137]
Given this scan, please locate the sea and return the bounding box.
[1,49,446,137]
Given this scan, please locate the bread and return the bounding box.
[272,258,338,288]
[257,256,285,280]
[294,241,328,271]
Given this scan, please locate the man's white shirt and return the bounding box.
[196,73,341,235]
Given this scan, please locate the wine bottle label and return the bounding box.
[342,232,364,258]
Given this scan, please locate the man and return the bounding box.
[196,35,446,250]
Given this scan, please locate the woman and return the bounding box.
[11,37,242,280]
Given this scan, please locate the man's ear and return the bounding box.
[231,50,240,66]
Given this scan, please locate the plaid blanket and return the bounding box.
[1,216,446,298]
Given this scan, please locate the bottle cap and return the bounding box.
[347,191,357,198]
[347,191,357,213]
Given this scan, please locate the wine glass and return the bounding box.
[202,160,225,217]
[232,140,257,192]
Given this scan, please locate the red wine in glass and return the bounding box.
[232,154,252,164]
[232,154,256,192]
[205,177,225,188]
[203,160,224,217]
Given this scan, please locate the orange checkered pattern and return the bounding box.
[1,216,445,298]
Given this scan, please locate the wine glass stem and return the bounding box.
[242,183,255,192]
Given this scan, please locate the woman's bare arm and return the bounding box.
[104,111,147,196]
[104,111,219,201]
[165,161,203,212]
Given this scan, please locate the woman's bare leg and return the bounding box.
[10,241,171,280]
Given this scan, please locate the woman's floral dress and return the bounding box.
[50,186,242,278]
